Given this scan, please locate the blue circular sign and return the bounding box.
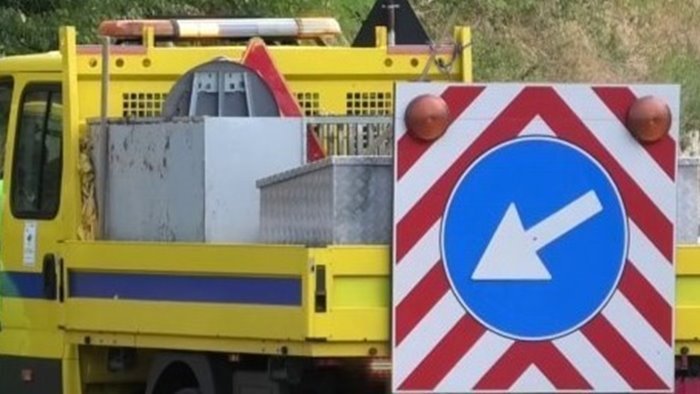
[442,136,627,341]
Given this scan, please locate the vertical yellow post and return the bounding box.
[456,27,473,83]
[59,27,81,243]
[143,25,155,50]
[375,26,388,49]
[62,344,83,394]
[59,27,81,393]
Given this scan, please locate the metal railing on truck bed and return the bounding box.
[305,116,394,157]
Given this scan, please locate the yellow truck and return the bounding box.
[0,3,473,393]
[0,2,696,394]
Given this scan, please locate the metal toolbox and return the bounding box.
[679,156,700,244]
[257,156,393,245]
[90,117,304,242]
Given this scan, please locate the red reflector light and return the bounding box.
[368,358,392,372]
[626,95,672,144]
[367,358,392,380]
[21,368,33,383]
[405,94,450,142]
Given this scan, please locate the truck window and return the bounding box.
[11,84,62,219]
[0,80,12,179]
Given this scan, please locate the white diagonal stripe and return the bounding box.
[510,365,555,391]
[393,292,464,387]
[602,292,674,388]
[629,222,674,305]
[519,115,556,137]
[394,220,441,302]
[554,331,631,391]
[557,87,675,220]
[395,85,524,220]
[435,332,513,392]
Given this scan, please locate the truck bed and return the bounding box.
[57,239,700,360]
[59,241,390,358]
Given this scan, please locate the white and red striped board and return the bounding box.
[392,83,679,393]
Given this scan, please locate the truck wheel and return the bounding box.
[146,352,230,394]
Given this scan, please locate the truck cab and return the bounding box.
[0,52,67,394]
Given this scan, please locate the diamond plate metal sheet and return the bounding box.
[258,156,392,245]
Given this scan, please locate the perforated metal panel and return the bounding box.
[295,92,321,116]
[345,91,393,115]
[121,92,167,117]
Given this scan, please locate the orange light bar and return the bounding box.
[99,19,175,38]
[99,18,341,39]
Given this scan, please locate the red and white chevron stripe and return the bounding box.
[392,83,678,393]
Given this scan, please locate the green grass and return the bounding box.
[1,0,698,137]
[654,50,700,133]
[412,0,700,138]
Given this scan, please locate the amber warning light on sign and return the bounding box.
[404,94,450,141]
[626,95,672,144]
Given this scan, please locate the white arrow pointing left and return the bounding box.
[471,190,603,281]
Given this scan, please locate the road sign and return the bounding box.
[443,137,627,341]
[392,83,678,393]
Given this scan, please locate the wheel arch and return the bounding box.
[145,352,231,394]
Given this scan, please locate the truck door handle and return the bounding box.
[42,254,57,300]
[314,265,327,313]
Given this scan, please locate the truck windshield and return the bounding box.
[0,81,12,179]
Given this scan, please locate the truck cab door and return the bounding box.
[0,78,65,359]
[0,80,12,250]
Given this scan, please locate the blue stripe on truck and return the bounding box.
[0,272,45,299]
[68,272,302,306]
